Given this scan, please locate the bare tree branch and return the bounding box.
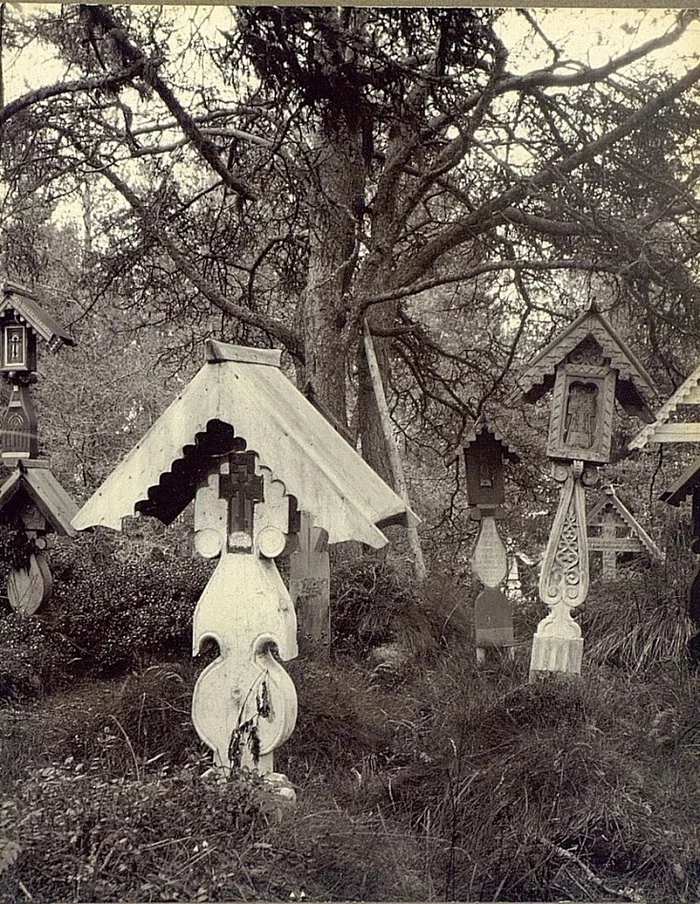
[399,59,700,286]
[0,65,144,127]
[76,146,303,358]
[85,5,259,201]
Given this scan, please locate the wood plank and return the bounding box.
[588,536,645,551]
[289,512,330,657]
[648,423,700,442]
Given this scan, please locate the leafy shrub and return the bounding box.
[0,530,214,703]
[47,537,213,677]
[0,762,270,904]
[0,614,72,701]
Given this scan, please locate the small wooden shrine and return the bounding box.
[518,303,656,677]
[0,281,77,614]
[587,486,663,580]
[458,421,519,663]
[73,340,418,781]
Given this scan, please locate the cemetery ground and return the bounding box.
[0,530,699,904]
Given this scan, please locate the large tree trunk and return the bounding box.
[296,123,365,428]
[292,119,365,650]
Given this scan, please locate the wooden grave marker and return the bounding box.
[518,303,657,678]
[73,340,418,785]
[630,364,700,666]
[458,421,519,664]
[0,282,77,614]
[587,486,662,580]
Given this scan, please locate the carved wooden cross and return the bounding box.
[218,451,264,548]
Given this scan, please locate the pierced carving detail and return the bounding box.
[567,336,606,367]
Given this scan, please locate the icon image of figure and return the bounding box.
[565,381,598,448]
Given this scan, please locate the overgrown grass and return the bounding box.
[1,553,700,901]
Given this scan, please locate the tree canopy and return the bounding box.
[1,5,699,485]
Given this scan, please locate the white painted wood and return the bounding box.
[73,350,418,549]
[192,553,298,774]
[531,463,587,677]
[254,466,289,558]
[472,516,508,588]
[588,536,645,552]
[194,471,227,558]
[8,552,52,616]
[530,634,583,676]
[642,424,700,442]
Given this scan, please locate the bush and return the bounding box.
[0,614,73,701]
[45,534,213,678]
[0,763,269,904]
[330,559,471,661]
[583,559,694,673]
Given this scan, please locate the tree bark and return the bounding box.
[296,121,365,427]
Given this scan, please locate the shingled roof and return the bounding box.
[1,281,75,351]
[660,457,700,507]
[518,304,656,421]
[73,340,418,548]
[0,462,78,536]
[458,421,521,463]
[629,362,700,450]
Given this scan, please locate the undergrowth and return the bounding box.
[1,550,699,901]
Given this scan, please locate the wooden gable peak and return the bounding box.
[629,362,700,451]
[0,461,78,536]
[459,420,520,463]
[518,307,656,418]
[1,281,75,350]
[587,484,663,562]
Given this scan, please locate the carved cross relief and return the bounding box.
[191,445,298,778]
[218,451,264,550]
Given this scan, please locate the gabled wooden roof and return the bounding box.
[629,363,700,450]
[1,282,75,350]
[587,485,662,561]
[73,340,418,548]
[0,462,78,536]
[459,421,520,463]
[660,457,700,507]
[518,305,656,420]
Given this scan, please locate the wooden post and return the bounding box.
[599,510,618,581]
[363,322,426,583]
[530,461,594,677]
[289,512,331,657]
[460,422,520,663]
